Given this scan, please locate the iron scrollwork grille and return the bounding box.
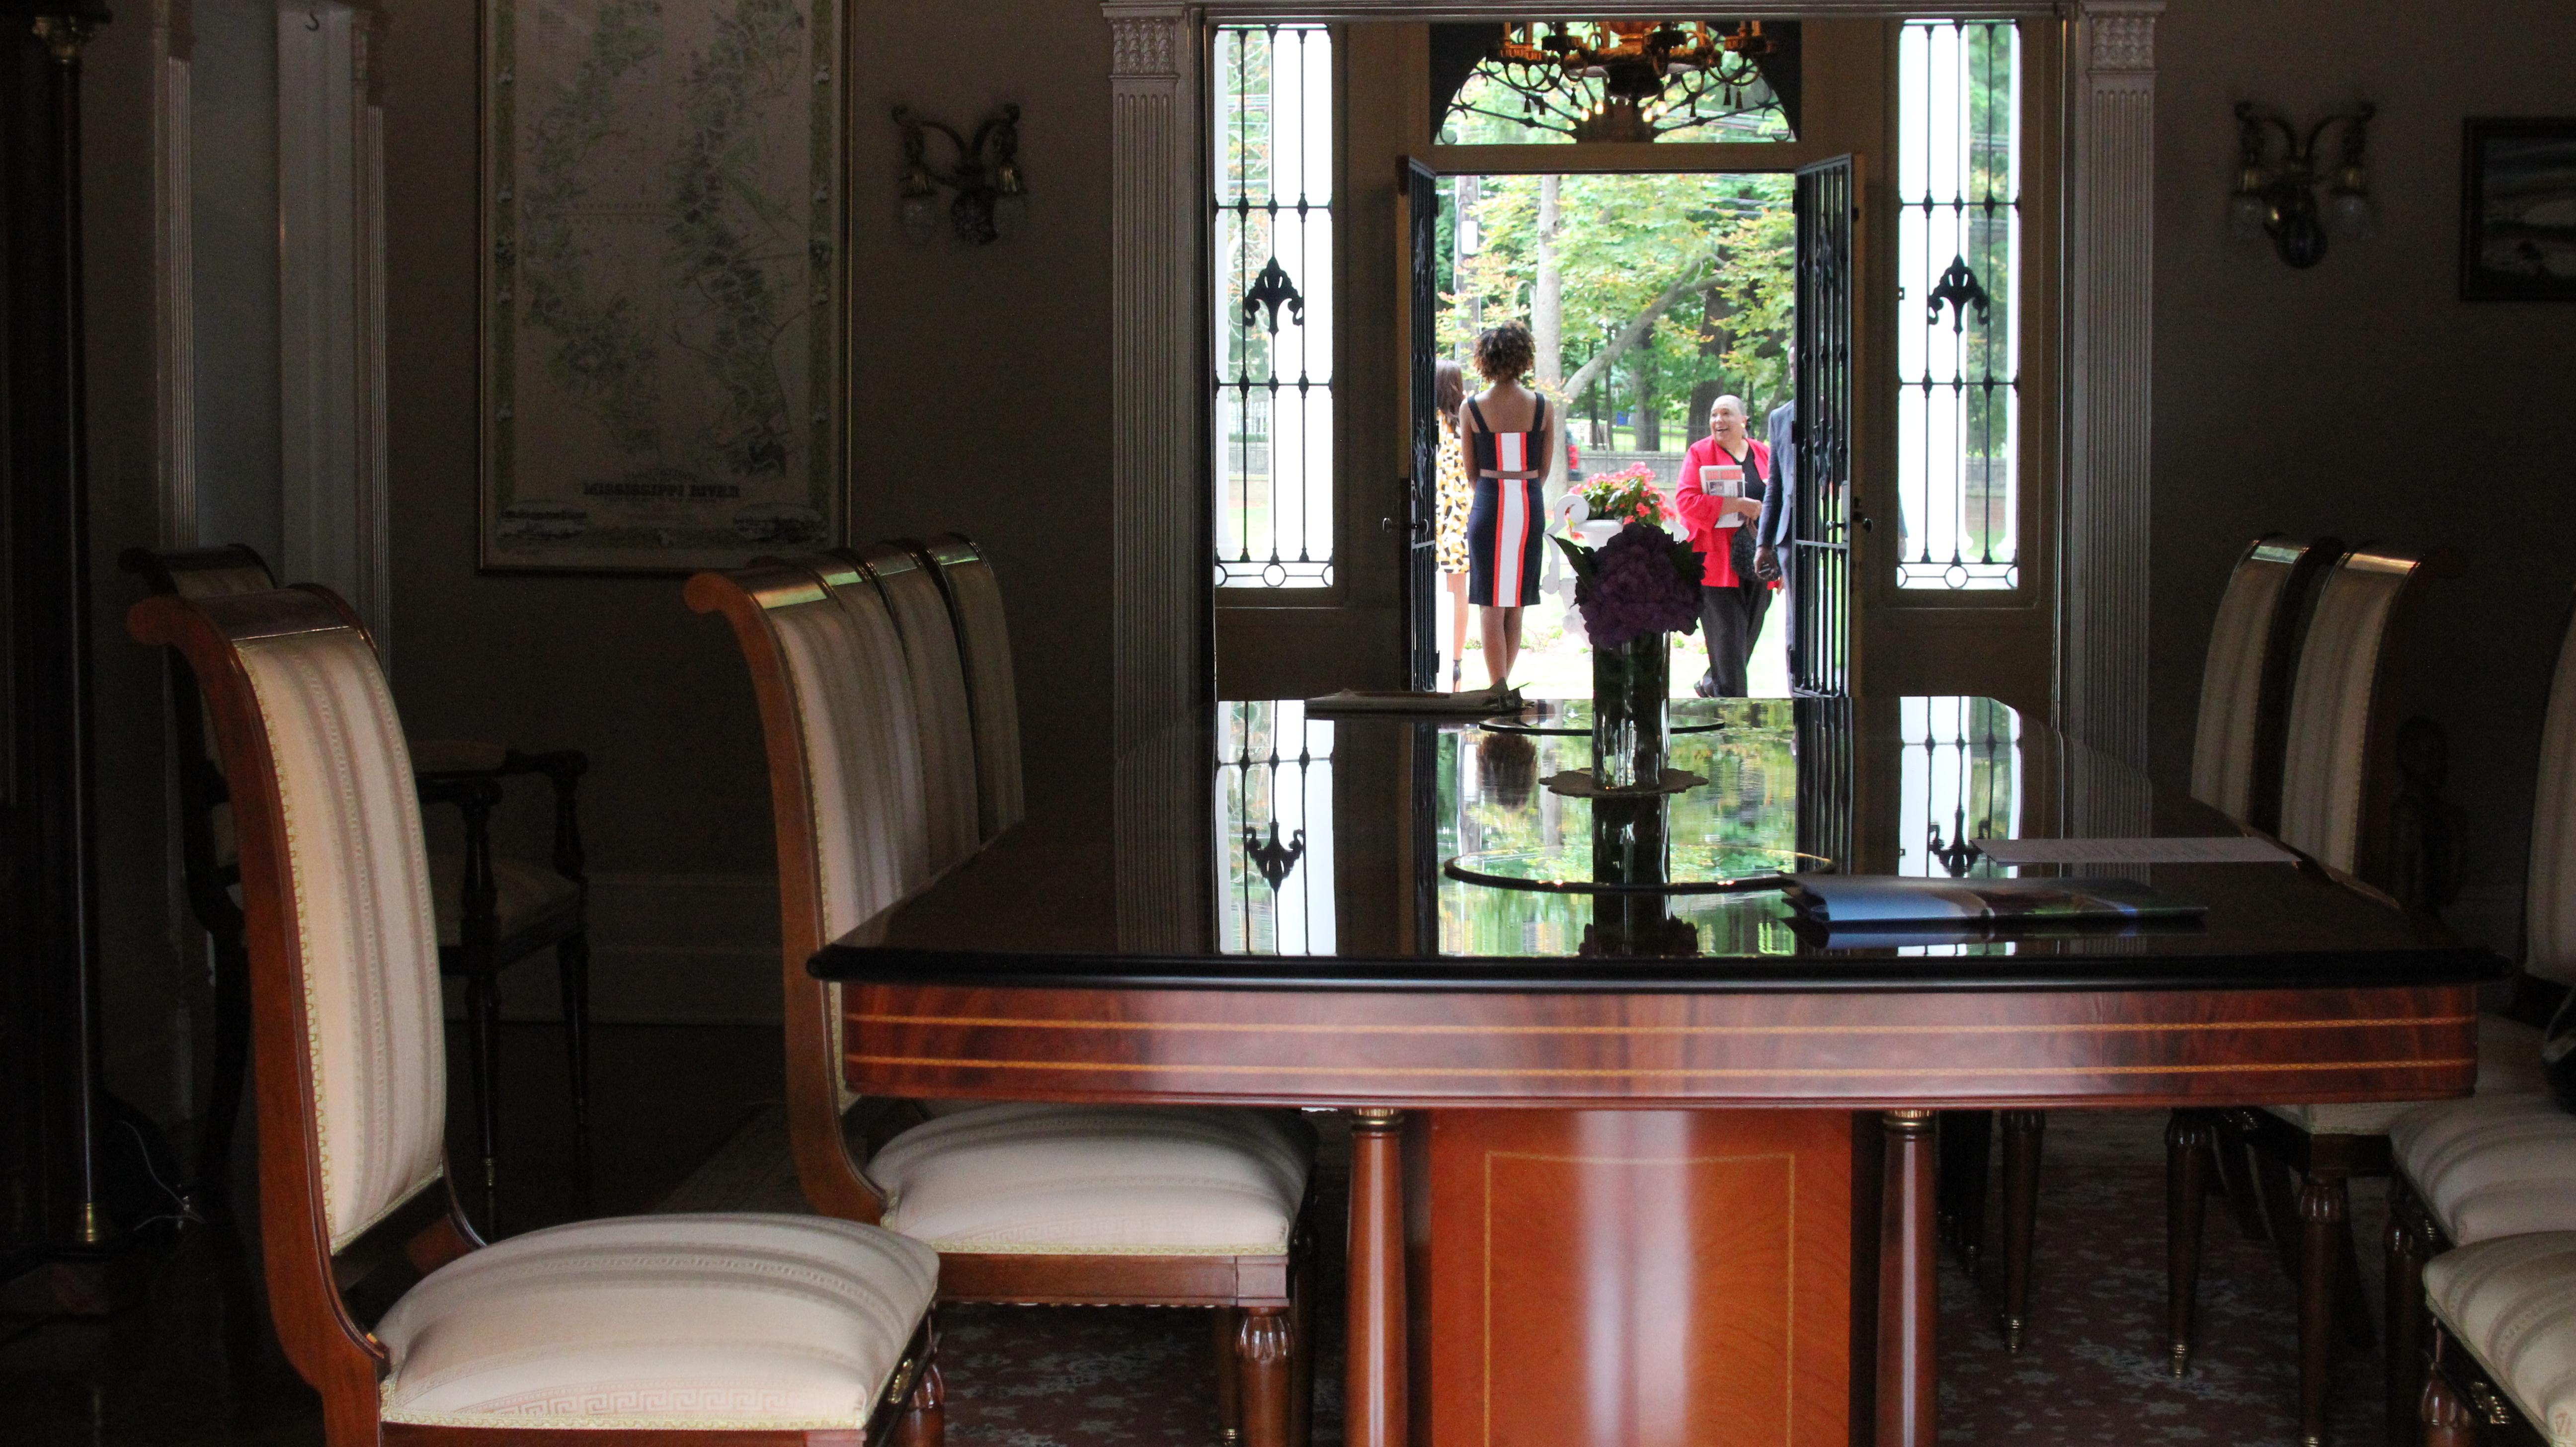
[1898,695,2021,880]
[1216,700,1338,955]
[1215,24,1335,589]
[1896,20,2021,592]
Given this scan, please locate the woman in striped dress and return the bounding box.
[1458,322,1559,691]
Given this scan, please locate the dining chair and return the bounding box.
[689,559,1318,1447]
[2385,586,2576,1447]
[126,583,943,1447]
[2163,544,2450,1447]
[1943,535,2342,1351]
[912,534,1025,842]
[123,545,594,1225]
[2416,1231,2576,1447]
[829,543,980,874]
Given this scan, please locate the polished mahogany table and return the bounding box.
[813,697,2494,1447]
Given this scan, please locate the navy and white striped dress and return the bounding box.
[1463,394,1549,608]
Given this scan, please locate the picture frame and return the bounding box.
[479,0,849,572]
[2459,117,2576,303]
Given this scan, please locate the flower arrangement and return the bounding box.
[1572,463,1670,531]
[1553,521,1704,650]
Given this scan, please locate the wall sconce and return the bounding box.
[896,103,1027,246]
[2229,100,2376,268]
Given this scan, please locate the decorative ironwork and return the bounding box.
[1896,20,2022,592]
[1215,24,1334,590]
[1217,701,1336,955]
[1898,696,2020,955]
[1243,819,1308,891]
[1445,21,1788,145]
[1240,256,1305,334]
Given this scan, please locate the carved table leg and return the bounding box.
[1347,1109,1406,1447]
[1237,1307,1294,1447]
[2385,1182,2429,1447]
[1999,1109,2045,1352]
[2167,1110,2214,1376]
[2298,1167,2350,1447]
[1879,1110,1938,1447]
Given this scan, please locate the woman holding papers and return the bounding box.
[1675,395,1776,697]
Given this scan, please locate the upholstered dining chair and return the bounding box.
[1943,535,2343,1352]
[828,543,980,874]
[2163,544,2452,1447]
[2416,1232,2576,1447]
[912,534,1025,842]
[688,560,1317,1447]
[123,546,593,1223]
[127,584,943,1447]
[2386,586,2576,1447]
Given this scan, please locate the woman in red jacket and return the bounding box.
[1674,395,1775,697]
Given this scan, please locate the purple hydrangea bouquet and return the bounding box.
[1554,521,1705,789]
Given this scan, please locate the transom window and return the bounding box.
[1214,23,1335,590]
[1896,19,2022,591]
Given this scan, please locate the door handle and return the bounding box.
[1382,516,1430,540]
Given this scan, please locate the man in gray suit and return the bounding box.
[1755,347,1796,590]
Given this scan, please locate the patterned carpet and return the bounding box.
[664,1109,2388,1445]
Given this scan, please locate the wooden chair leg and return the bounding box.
[1212,1306,1244,1444]
[1999,1109,2044,1352]
[2298,1167,2350,1447]
[2420,1330,2476,1447]
[192,926,254,1206]
[555,930,592,1133]
[1938,1111,1993,1273]
[2337,1210,2378,1350]
[1236,1306,1294,1447]
[463,973,502,1228]
[1289,1237,1315,1447]
[2257,1146,2308,1282]
[891,1360,944,1447]
[2166,1110,2214,1376]
[2385,1182,2429,1447]
[2211,1121,2271,1243]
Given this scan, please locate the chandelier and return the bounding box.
[1467,21,1778,144]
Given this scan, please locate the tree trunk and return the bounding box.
[1633,333,1661,451]
[1533,174,1562,388]
[1686,282,1736,444]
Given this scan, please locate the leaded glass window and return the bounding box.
[1437,22,1793,146]
[1897,695,2021,880]
[1215,24,1334,590]
[1216,700,1337,955]
[1896,20,2021,591]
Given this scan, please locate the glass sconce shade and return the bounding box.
[992,190,1029,241]
[2328,188,2374,239]
[899,191,940,246]
[2229,190,2270,241]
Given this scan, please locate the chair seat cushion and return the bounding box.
[871,1104,1311,1256]
[2263,1014,2549,1135]
[376,1213,937,1430]
[428,853,581,949]
[2392,1093,2576,1244]
[2422,1231,2576,1447]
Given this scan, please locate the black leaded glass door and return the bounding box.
[1403,158,1443,690]
[1792,154,1857,701]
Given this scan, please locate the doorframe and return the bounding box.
[1101,0,2160,947]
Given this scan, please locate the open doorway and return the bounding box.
[1425,171,1795,700]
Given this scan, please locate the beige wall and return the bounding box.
[2149,0,2576,950]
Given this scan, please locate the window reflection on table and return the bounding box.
[1216,700,1337,955]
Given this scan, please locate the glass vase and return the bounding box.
[1590,632,1670,789]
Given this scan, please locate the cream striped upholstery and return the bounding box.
[2423,1231,2576,1447]
[2278,548,2419,873]
[2266,1014,2548,1136]
[170,563,281,601]
[927,541,1025,840]
[857,546,980,874]
[2393,1093,2576,1244]
[237,626,447,1251]
[2531,591,2576,987]
[2190,537,2317,824]
[376,1214,939,1430]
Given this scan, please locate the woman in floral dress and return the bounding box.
[1433,359,1472,688]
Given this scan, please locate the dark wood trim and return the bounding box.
[934,1250,1292,1308]
[1346,1108,1406,1447]
[2238,533,2341,838]
[1877,1110,1937,1447]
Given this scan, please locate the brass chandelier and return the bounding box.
[1466,20,1778,144]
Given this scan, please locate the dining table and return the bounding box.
[811,694,2496,1447]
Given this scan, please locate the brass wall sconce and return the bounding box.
[2230,100,2376,268]
[896,103,1027,246]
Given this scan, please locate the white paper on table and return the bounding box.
[1974,836,2298,867]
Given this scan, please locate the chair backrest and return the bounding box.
[125,585,461,1398]
[2188,534,2337,833]
[840,543,980,872]
[2528,589,2576,987]
[685,561,927,1221]
[121,545,286,883]
[2277,545,2432,882]
[919,533,1025,839]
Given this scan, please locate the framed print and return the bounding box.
[2461,117,2576,303]
[481,0,847,570]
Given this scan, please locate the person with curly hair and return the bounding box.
[1432,360,1474,689]
[1458,322,1559,691]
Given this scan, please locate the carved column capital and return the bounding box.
[2081,9,2157,73]
[1104,5,1184,80]
[31,10,101,64]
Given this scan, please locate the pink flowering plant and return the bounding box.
[1552,522,1704,650]
[1572,464,1670,529]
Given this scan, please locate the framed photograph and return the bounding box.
[480,0,847,571]
[2460,117,2576,303]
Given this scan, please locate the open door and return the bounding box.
[1791,154,1856,700]
[1402,157,1443,690]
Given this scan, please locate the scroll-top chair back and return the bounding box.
[686,560,931,1219]
[840,543,980,873]
[2529,589,2576,987]
[2189,535,2337,833]
[2278,545,2433,881]
[918,534,1025,840]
